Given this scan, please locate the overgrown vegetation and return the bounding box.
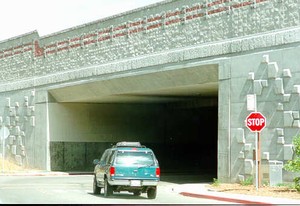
[240,175,253,186]
[212,178,220,186]
[276,182,295,189]
[283,135,300,192]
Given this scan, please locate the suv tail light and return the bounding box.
[156,167,160,178]
[110,166,115,176]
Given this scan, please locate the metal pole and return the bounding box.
[258,131,261,188]
[255,131,258,190]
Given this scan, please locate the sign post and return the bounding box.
[245,112,266,190]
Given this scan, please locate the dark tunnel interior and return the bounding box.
[151,103,218,178]
[50,98,218,182]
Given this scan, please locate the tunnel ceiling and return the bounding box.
[48,64,218,103]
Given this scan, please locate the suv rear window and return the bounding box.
[115,151,155,166]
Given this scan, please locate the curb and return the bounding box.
[0,171,93,176]
[0,172,69,176]
[180,192,273,205]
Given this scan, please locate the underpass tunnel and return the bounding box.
[47,63,218,179]
[158,99,218,176]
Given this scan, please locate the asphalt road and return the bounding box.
[0,174,230,204]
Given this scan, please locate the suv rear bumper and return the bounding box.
[108,179,159,186]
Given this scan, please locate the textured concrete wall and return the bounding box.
[0,0,299,182]
[0,88,46,169]
[227,47,300,183]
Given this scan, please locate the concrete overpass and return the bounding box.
[49,64,218,103]
[0,0,299,184]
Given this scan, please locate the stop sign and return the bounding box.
[245,112,266,132]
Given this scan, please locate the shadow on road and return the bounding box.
[88,192,150,200]
[160,170,215,184]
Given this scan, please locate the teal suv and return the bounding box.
[93,142,160,199]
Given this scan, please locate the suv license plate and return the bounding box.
[130,180,141,186]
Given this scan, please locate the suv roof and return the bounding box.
[113,141,145,148]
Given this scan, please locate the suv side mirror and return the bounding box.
[93,159,100,165]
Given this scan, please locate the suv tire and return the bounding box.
[104,178,113,197]
[147,187,157,199]
[133,191,141,196]
[93,176,101,194]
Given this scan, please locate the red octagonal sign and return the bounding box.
[245,112,266,132]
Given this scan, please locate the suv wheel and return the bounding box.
[133,191,141,196]
[93,176,101,194]
[147,187,157,199]
[104,178,113,197]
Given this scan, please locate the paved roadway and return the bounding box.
[0,174,231,204]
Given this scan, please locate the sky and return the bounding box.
[0,0,163,42]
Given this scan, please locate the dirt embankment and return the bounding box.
[0,159,36,172]
[207,183,300,200]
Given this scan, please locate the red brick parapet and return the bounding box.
[0,0,269,59]
[34,40,44,57]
